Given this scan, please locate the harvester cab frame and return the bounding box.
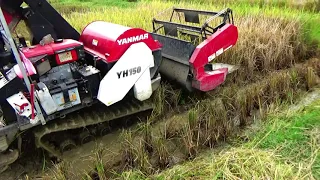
[152,7,235,42]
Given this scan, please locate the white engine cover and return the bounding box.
[97,42,154,106]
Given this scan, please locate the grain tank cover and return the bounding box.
[79,21,161,63]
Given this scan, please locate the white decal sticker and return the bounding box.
[117,33,149,45]
[208,53,216,62]
[92,39,98,46]
[216,48,224,57]
[225,45,233,51]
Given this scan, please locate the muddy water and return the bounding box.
[288,88,320,112]
[0,126,133,179]
[58,131,123,178]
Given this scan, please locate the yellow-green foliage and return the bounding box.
[217,16,307,77]
[176,0,320,11]
[62,1,170,32]
[61,1,316,84]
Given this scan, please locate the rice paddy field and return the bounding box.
[3,0,320,179]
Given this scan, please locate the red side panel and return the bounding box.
[21,45,54,58]
[189,24,238,91]
[50,39,83,52]
[3,10,13,25]
[80,21,161,63]
[51,39,82,65]
[21,39,83,65]
[192,68,228,92]
[3,9,20,30]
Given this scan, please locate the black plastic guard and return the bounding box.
[184,11,200,24]
[150,33,195,64]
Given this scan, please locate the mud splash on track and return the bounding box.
[0,123,138,179]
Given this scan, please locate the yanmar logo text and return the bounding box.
[117,33,148,45]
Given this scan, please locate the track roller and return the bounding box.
[98,124,111,137]
[60,139,76,153]
[79,131,95,145]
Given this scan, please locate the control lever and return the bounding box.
[30,83,35,120]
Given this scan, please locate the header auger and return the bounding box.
[0,0,238,173]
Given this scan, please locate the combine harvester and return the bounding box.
[0,0,238,173]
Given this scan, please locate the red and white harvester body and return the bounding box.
[0,0,238,172]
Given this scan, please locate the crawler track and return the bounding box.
[33,99,153,158]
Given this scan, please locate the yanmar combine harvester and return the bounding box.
[0,0,238,172]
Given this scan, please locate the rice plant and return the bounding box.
[154,136,170,170]
[93,147,107,180]
[120,130,135,170]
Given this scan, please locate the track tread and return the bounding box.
[33,100,153,158]
[0,149,19,169]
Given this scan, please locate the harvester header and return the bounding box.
[151,7,238,91]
